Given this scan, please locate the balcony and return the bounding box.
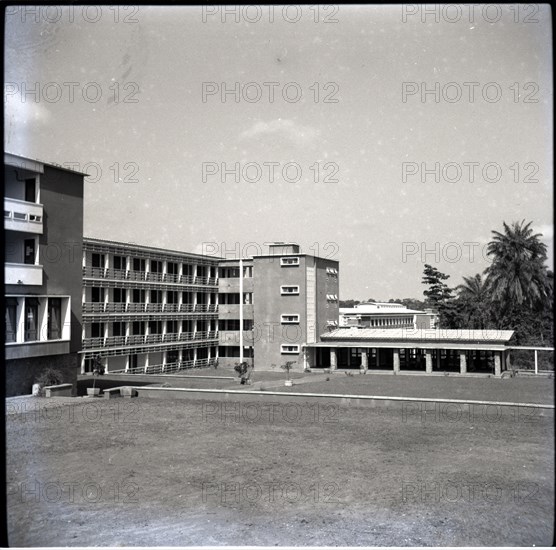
[5,263,43,286]
[218,277,254,293]
[82,267,218,287]
[4,198,43,234]
[218,304,254,319]
[82,331,219,349]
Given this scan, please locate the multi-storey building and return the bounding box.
[4,153,85,395]
[339,302,438,329]
[218,243,340,371]
[80,238,219,374]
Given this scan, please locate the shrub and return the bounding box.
[35,368,64,396]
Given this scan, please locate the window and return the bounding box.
[219,267,240,278]
[150,290,162,303]
[281,257,299,267]
[5,298,18,343]
[91,287,104,303]
[167,320,178,334]
[47,298,62,339]
[149,320,162,334]
[25,178,36,202]
[167,262,178,275]
[92,253,104,268]
[326,267,339,275]
[150,260,162,273]
[91,323,104,338]
[112,322,126,337]
[281,344,300,354]
[113,288,126,303]
[132,321,143,335]
[167,291,178,304]
[220,319,240,331]
[132,257,145,272]
[24,298,39,341]
[281,314,300,324]
[132,289,145,303]
[24,239,35,265]
[281,286,299,295]
[219,293,240,305]
[113,255,126,270]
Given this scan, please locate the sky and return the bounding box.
[4,4,553,299]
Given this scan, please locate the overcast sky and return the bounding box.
[5,4,553,299]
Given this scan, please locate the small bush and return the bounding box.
[35,368,64,396]
[326,377,330,381]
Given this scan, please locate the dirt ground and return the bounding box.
[6,386,554,546]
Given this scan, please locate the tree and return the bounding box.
[455,273,491,329]
[484,220,552,346]
[421,264,458,327]
[485,220,550,311]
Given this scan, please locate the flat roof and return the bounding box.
[5,152,89,176]
[340,307,423,315]
[83,237,224,262]
[321,327,515,344]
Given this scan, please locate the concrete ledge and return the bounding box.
[101,373,235,381]
[44,383,73,398]
[131,386,554,415]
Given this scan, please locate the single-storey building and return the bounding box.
[303,327,516,376]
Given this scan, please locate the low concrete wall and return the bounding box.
[5,353,79,397]
[44,383,73,397]
[132,386,554,417]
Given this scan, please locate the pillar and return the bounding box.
[425,351,433,374]
[393,349,400,373]
[330,348,337,370]
[361,349,368,371]
[459,351,467,375]
[494,351,501,377]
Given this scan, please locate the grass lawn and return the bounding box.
[279,373,555,405]
[6,392,554,546]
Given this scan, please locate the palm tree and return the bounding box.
[485,220,550,323]
[456,273,490,329]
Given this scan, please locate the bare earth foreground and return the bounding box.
[6,376,555,546]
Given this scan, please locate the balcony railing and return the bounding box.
[83,266,218,286]
[83,302,218,314]
[5,263,43,286]
[82,331,219,349]
[4,197,43,234]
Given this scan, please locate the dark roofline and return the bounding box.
[5,152,89,176]
[84,237,224,261]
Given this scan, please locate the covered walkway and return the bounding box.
[305,328,517,377]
